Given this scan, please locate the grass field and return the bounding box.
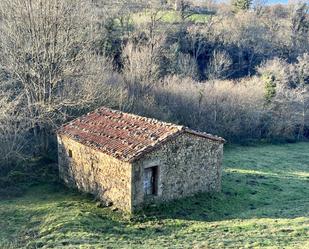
[131,10,210,24]
[1,143,309,248]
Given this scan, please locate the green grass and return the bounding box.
[131,10,210,24]
[1,143,309,248]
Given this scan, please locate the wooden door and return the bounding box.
[143,167,158,196]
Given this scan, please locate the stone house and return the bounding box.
[57,107,225,212]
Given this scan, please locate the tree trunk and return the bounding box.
[174,0,181,11]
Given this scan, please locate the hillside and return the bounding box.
[1,0,309,165]
[0,1,309,248]
[1,143,308,248]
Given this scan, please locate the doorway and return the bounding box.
[143,166,158,196]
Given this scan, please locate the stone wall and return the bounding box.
[57,132,223,213]
[132,133,223,210]
[57,135,132,212]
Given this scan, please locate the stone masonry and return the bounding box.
[57,135,132,211]
[57,107,225,213]
[132,132,223,209]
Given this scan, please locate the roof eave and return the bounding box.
[184,128,226,143]
[128,128,226,163]
[127,129,184,163]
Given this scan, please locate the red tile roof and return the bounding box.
[57,107,225,162]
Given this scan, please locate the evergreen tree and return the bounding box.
[263,73,276,105]
[232,0,252,11]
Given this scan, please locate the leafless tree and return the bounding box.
[0,0,125,154]
[206,50,233,80]
[290,2,309,56]
[253,0,268,16]
[123,39,163,97]
[176,53,199,78]
[294,53,309,139]
[0,89,31,167]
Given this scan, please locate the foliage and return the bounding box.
[1,0,309,166]
[0,0,128,161]
[1,143,309,248]
[0,157,58,199]
[232,0,252,11]
[262,73,276,105]
[0,2,308,248]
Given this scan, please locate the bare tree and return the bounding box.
[0,91,29,166]
[253,0,268,16]
[290,2,309,55]
[0,0,124,154]
[294,53,309,139]
[176,53,199,78]
[206,50,233,80]
[123,40,163,94]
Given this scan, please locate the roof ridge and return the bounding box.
[98,107,183,129]
[57,106,225,162]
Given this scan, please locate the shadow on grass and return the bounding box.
[2,178,308,248]
[138,168,309,222]
[2,143,309,248]
[1,170,308,248]
[4,168,308,248]
[1,184,182,248]
[134,143,309,223]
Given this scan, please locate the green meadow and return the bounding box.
[1,143,309,248]
[131,10,210,24]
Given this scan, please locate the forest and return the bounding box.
[1,0,309,168]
